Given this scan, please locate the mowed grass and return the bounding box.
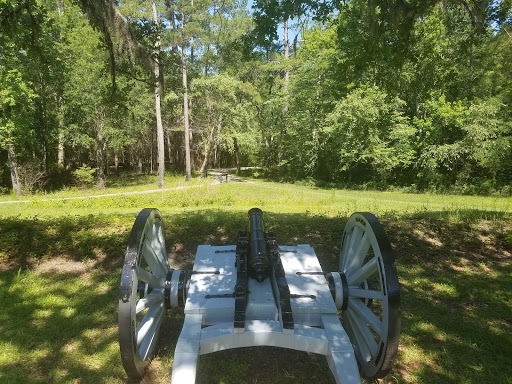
[0,179,511,384]
[0,173,204,203]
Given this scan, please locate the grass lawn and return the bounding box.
[0,173,204,203]
[0,179,511,383]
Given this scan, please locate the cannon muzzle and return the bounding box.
[248,208,272,281]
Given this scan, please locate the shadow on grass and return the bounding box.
[0,214,134,271]
[382,211,512,384]
[0,208,511,383]
[0,268,124,383]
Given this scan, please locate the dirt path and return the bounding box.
[0,182,216,205]
[0,170,248,205]
[208,169,247,183]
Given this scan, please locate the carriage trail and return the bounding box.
[0,169,246,204]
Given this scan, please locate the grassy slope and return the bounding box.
[0,180,511,384]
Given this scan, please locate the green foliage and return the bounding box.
[323,86,415,181]
[1,0,512,195]
[192,74,259,165]
[0,50,37,149]
[73,164,97,188]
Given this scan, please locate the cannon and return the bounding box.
[118,208,401,383]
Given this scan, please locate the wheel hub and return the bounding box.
[164,269,187,309]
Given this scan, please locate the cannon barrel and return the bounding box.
[248,208,272,282]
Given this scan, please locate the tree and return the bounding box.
[152,0,166,187]
[1,0,511,195]
[180,2,192,181]
[192,74,260,174]
[61,12,116,188]
[322,86,415,183]
[0,0,55,195]
[0,66,36,195]
[285,23,339,177]
[78,0,168,185]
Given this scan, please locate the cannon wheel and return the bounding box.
[339,212,401,379]
[118,208,169,378]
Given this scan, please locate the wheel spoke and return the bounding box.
[349,288,383,301]
[144,220,157,240]
[343,226,362,270]
[346,310,373,362]
[142,240,167,278]
[136,289,164,314]
[145,221,168,268]
[139,322,162,361]
[136,266,165,288]
[346,256,378,286]
[345,232,371,272]
[347,307,378,357]
[348,226,362,256]
[136,302,165,349]
[348,298,383,337]
[340,232,352,270]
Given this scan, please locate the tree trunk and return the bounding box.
[56,6,66,170]
[96,117,106,189]
[204,44,210,78]
[43,136,50,174]
[189,100,193,143]
[267,135,274,170]
[187,0,194,166]
[199,134,212,176]
[7,143,22,196]
[56,95,65,168]
[199,112,221,176]
[114,151,119,176]
[170,1,177,52]
[182,12,192,182]
[137,137,143,174]
[150,132,154,173]
[234,137,240,175]
[166,129,172,166]
[281,19,290,162]
[469,42,474,97]
[190,38,194,64]
[190,0,194,63]
[283,18,290,109]
[58,131,65,167]
[152,0,166,188]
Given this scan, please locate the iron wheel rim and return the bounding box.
[118,208,169,378]
[339,212,401,379]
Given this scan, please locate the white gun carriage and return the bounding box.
[118,208,401,383]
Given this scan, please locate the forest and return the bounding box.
[1,0,512,195]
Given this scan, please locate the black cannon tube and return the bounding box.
[248,208,271,282]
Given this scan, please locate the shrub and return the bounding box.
[19,162,46,194]
[73,164,97,188]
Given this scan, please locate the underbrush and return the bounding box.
[241,168,512,197]
[0,173,204,202]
